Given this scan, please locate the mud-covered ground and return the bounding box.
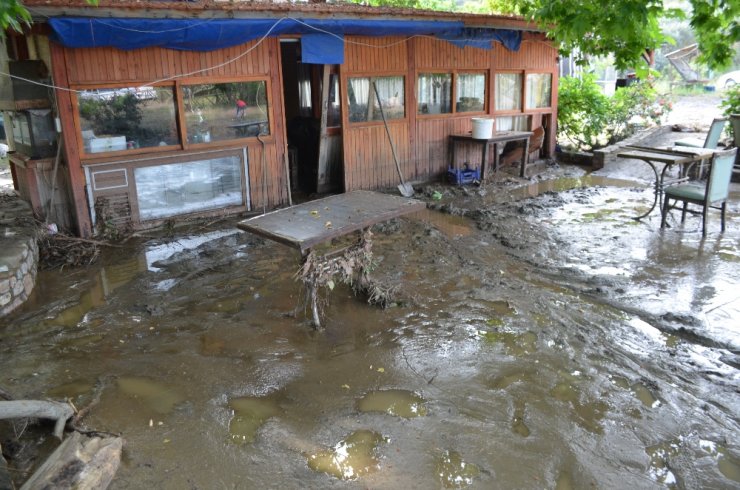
[2,112,740,488]
[2,155,739,489]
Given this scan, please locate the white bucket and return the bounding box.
[471,117,494,139]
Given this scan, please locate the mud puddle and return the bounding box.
[1,172,739,489]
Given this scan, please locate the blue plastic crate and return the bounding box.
[447,165,480,185]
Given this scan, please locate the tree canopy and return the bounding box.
[351,0,739,71]
[511,0,738,71]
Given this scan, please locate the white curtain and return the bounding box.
[495,73,522,111]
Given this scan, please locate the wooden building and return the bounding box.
[1,1,559,237]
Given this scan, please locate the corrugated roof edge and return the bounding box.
[23,0,540,32]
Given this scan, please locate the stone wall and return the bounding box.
[0,197,38,316]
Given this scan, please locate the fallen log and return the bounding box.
[19,431,122,490]
[0,400,74,440]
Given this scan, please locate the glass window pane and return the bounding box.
[297,64,313,117]
[348,76,405,123]
[183,81,270,144]
[526,73,552,109]
[418,73,451,115]
[77,87,178,154]
[135,156,243,220]
[456,73,486,113]
[495,73,522,111]
[328,74,341,128]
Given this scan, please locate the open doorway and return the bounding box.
[280,39,343,198]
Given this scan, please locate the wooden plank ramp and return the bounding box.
[237,190,425,253]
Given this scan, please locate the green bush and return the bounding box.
[557,75,672,151]
[719,85,740,140]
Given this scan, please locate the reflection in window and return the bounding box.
[456,73,486,113]
[348,76,405,123]
[297,64,313,117]
[77,86,178,154]
[328,74,341,127]
[418,73,451,115]
[495,73,522,111]
[183,81,270,144]
[526,73,552,108]
[496,115,529,132]
[135,156,243,220]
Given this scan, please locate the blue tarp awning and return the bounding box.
[48,17,522,64]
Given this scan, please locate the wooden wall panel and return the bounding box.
[65,39,272,85]
[415,116,495,179]
[344,37,409,74]
[343,123,411,192]
[492,40,558,71]
[414,38,489,70]
[59,37,289,226]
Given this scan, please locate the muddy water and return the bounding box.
[1,175,739,489]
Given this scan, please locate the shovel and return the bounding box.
[372,82,414,198]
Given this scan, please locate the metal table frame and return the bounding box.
[616,146,714,220]
[449,131,533,180]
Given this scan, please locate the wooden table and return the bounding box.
[237,190,424,253]
[237,190,425,328]
[616,145,715,220]
[449,131,533,180]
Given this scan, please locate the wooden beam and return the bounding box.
[49,42,92,237]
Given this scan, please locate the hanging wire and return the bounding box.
[0,15,506,93]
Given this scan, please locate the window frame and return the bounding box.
[72,75,275,161]
[72,81,181,160]
[344,72,408,127]
[416,69,489,119]
[177,76,275,150]
[524,72,554,111]
[492,70,525,117]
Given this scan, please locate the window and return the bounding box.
[77,86,178,154]
[348,76,405,123]
[526,73,552,109]
[183,81,270,144]
[456,73,486,113]
[135,155,243,220]
[418,73,452,114]
[495,73,522,111]
[418,72,486,115]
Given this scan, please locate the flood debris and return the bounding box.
[19,431,122,490]
[0,400,73,440]
[296,229,399,328]
[0,384,123,490]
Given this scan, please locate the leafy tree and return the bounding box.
[0,0,31,32]
[1,0,98,31]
